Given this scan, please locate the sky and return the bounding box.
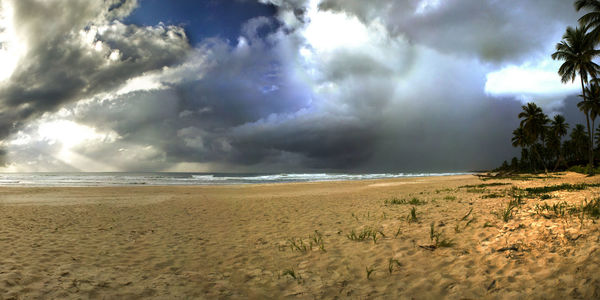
[0,0,590,173]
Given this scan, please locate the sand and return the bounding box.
[0,173,599,299]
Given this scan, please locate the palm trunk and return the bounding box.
[553,149,565,171]
[592,117,596,164]
[533,144,548,174]
[585,113,593,166]
[581,75,594,168]
[526,146,536,172]
[553,155,562,171]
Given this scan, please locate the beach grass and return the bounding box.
[385,197,427,205]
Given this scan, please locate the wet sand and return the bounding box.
[0,173,599,298]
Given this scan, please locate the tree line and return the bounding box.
[499,0,600,174]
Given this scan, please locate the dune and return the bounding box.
[0,172,599,298]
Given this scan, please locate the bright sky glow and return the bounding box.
[485,60,578,98]
[38,120,118,148]
[303,0,370,52]
[0,2,25,81]
[116,73,166,95]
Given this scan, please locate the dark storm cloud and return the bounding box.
[64,18,521,172]
[318,0,578,63]
[0,0,583,171]
[0,0,189,163]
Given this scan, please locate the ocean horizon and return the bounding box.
[0,172,474,187]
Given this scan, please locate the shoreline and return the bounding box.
[0,172,475,188]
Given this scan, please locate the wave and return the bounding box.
[0,172,472,187]
[191,172,470,182]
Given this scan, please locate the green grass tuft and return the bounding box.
[288,237,310,253]
[407,207,418,223]
[288,230,326,253]
[482,193,503,199]
[466,188,487,193]
[429,222,454,248]
[282,268,300,280]
[385,197,427,206]
[388,258,401,275]
[394,225,402,238]
[347,227,384,244]
[366,266,376,280]
[309,230,326,252]
[524,183,600,196]
[461,183,510,188]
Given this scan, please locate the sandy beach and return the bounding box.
[1,173,600,299]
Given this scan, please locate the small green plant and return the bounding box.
[394,225,402,238]
[443,195,457,201]
[496,203,516,222]
[466,188,487,193]
[534,202,570,218]
[461,183,510,188]
[408,197,427,205]
[436,238,455,248]
[388,258,401,275]
[288,237,310,253]
[494,191,522,222]
[482,193,503,199]
[407,207,418,223]
[540,194,552,200]
[582,198,600,218]
[524,183,600,196]
[465,217,476,227]
[568,165,600,175]
[552,202,567,217]
[565,198,600,220]
[483,222,493,228]
[429,222,454,248]
[461,208,473,221]
[385,197,405,205]
[385,197,427,206]
[347,227,384,244]
[454,223,461,233]
[282,268,300,280]
[578,201,586,228]
[288,231,326,253]
[366,266,376,280]
[309,230,326,252]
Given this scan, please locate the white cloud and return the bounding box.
[485,59,579,108]
[0,1,25,81]
[302,2,371,52]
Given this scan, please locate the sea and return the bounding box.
[0,172,472,187]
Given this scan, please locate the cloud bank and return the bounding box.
[0,0,586,172]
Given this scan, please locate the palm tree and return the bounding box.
[576,0,600,41]
[548,114,569,170]
[552,26,600,167]
[582,80,600,154]
[512,126,528,170]
[512,127,527,150]
[571,124,590,163]
[596,123,600,149]
[518,103,549,173]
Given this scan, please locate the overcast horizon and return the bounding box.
[0,0,589,173]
